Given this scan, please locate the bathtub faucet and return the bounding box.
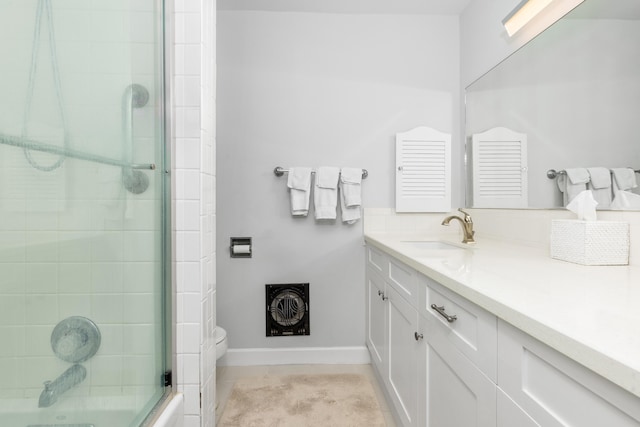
[38,364,87,408]
[442,208,476,244]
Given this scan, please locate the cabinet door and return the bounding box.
[366,268,387,373]
[387,285,421,427]
[497,387,540,427]
[424,320,497,427]
[498,320,640,426]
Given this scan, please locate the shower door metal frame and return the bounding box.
[140,0,175,423]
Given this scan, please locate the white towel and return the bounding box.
[557,168,589,206]
[611,168,638,209]
[287,167,312,216]
[611,191,640,210]
[340,168,362,224]
[340,168,362,206]
[587,167,612,209]
[314,167,340,220]
[611,168,637,192]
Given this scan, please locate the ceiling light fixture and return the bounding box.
[502,0,585,37]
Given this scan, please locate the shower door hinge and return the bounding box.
[163,370,172,387]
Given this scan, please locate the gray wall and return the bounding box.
[460,0,568,88]
[216,11,460,349]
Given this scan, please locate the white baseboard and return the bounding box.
[218,346,371,367]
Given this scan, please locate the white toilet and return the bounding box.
[215,326,228,360]
[215,326,228,412]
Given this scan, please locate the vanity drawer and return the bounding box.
[387,257,418,306]
[421,275,497,381]
[366,245,387,277]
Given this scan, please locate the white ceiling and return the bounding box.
[217,0,474,15]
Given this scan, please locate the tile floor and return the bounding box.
[216,364,397,426]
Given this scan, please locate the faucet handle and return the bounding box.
[458,208,473,222]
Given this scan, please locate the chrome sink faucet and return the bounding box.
[442,208,475,244]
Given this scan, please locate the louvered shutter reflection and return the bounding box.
[471,127,527,208]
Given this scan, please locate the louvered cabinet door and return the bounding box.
[396,127,451,213]
[471,127,528,208]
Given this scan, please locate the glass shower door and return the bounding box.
[0,1,169,426]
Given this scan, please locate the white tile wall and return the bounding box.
[173,0,217,426]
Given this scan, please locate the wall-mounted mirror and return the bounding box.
[465,0,640,210]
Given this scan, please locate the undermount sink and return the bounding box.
[400,240,467,251]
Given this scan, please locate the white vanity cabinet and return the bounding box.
[366,245,421,426]
[497,321,640,427]
[366,245,497,427]
[496,388,540,427]
[366,266,387,372]
[423,320,496,426]
[365,240,640,427]
[420,276,497,427]
[387,284,421,427]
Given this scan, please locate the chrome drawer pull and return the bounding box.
[378,290,388,301]
[414,332,424,341]
[431,304,457,323]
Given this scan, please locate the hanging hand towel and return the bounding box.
[287,167,312,216]
[611,168,637,193]
[557,168,589,206]
[587,167,612,209]
[611,168,638,208]
[314,167,340,220]
[340,168,362,224]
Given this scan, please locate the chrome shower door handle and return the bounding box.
[431,304,457,323]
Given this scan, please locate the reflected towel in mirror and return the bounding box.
[587,167,611,209]
[557,168,589,206]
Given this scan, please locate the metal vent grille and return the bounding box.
[265,283,309,337]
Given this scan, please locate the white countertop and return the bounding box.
[365,231,640,399]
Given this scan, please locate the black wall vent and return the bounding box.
[265,283,310,337]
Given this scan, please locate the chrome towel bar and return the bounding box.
[273,166,368,179]
[546,168,640,179]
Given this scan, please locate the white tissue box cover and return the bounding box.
[550,220,629,265]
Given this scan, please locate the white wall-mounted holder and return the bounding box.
[395,126,451,213]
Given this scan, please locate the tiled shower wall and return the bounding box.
[173,0,217,426]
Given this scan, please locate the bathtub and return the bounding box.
[0,393,183,427]
[148,393,183,427]
[2,399,136,427]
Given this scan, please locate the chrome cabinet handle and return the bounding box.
[431,304,457,323]
[378,290,388,301]
[414,332,423,341]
